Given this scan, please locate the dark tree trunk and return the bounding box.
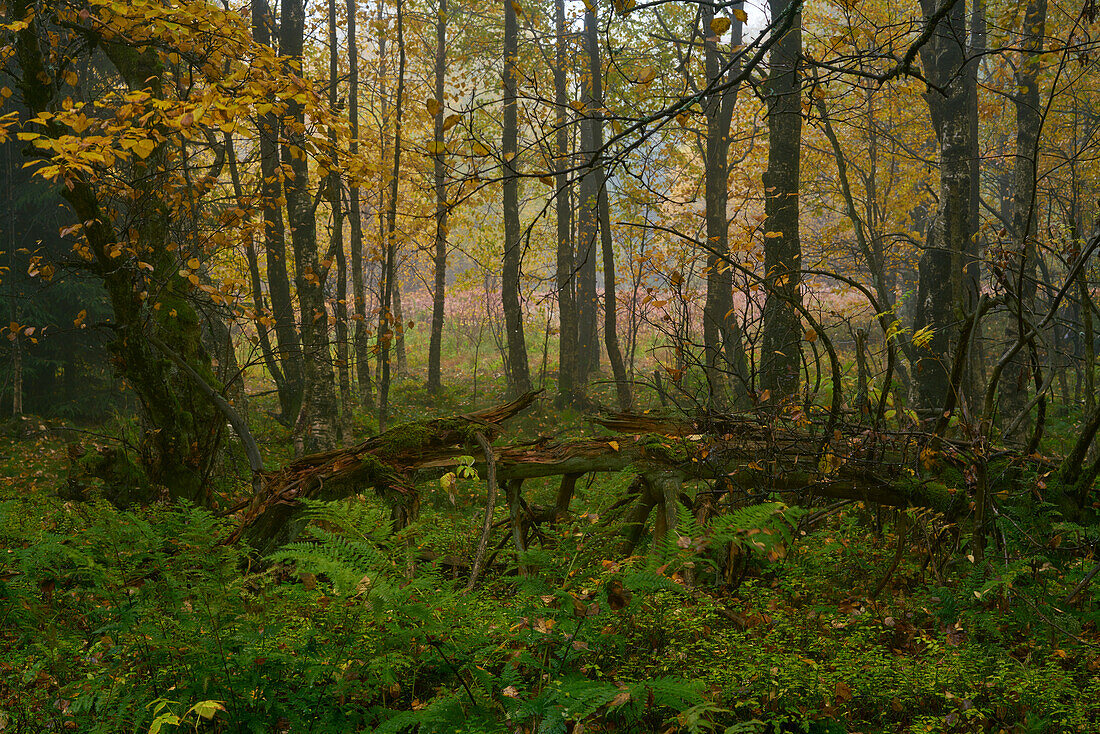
[281,0,339,452]
[427,0,448,395]
[575,6,600,385]
[581,5,630,410]
[329,0,350,423]
[702,0,750,407]
[253,0,303,423]
[8,5,219,503]
[379,0,407,428]
[554,0,578,407]
[999,0,1047,441]
[502,0,532,395]
[913,0,978,417]
[760,0,803,400]
[348,0,372,405]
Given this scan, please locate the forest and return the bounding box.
[2,0,1100,730]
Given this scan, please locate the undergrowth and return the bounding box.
[2,424,1100,733]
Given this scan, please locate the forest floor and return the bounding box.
[2,375,1100,734]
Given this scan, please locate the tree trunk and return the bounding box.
[281,0,339,452]
[329,0,350,425]
[348,0,371,406]
[702,0,750,408]
[253,0,303,423]
[427,0,449,395]
[11,331,21,416]
[9,5,220,503]
[760,0,803,400]
[913,0,977,418]
[379,0,407,428]
[554,0,578,407]
[582,2,631,411]
[999,0,1047,442]
[575,6,599,385]
[393,277,407,375]
[502,0,532,395]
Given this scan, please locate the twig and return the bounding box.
[1062,558,1100,606]
[466,431,497,591]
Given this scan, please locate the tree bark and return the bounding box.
[379,0,407,428]
[575,5,600,385]
[8,4,220,503]
[582,3,631,411]
[760,0,803,400]
[253,0,303,423]
[329,0,350,425]
[502,0,532,395]
[913,0,978,418]
[702,0,750,407]
[554,0,578,407]
[1000,0,1047,442]
[427,0,449,395]
[281,0,339,452]
[348,0,372,405]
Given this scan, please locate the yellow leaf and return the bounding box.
[912,325,935,348]
[819,451,843,475]
[637,66,657,84]
[426,140,446,156]
[710,17,731,35]
[764,231,783,238]
[187,258,200,269]
[132,139,155,159]
[426,98,441,117]
[733,7,748,23]
[442,113,462,131]
[608,440,619,451]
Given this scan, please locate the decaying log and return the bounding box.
[228,391,538,554]
[230,398,972,555]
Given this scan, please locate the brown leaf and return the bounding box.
[606,579,632,611]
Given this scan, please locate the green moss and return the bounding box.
[893,477,954,513]
[378,417,482,454]
[641,436,690,463]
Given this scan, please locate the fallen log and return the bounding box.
[228,391,538,554]
[231,398,972,557]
